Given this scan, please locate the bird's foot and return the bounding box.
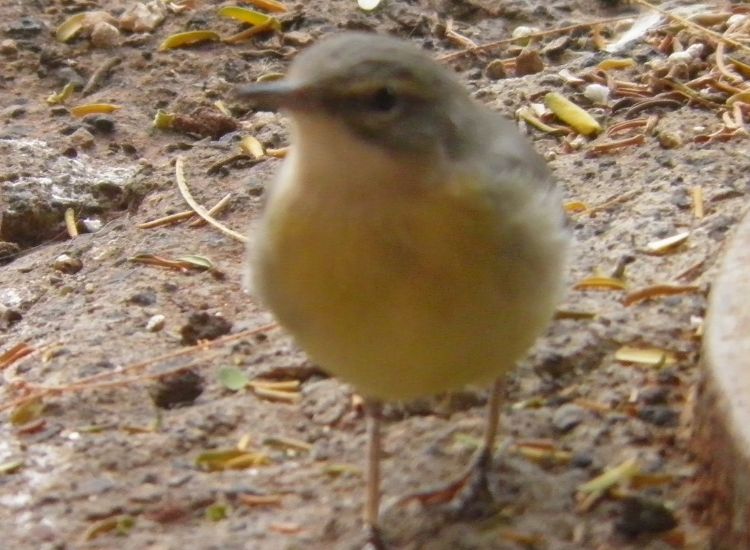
[396,448,498,520]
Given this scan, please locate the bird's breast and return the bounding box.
[251,148,567,400]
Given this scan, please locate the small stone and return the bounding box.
[639,386,669,405]
[0,303,22,328]
[552,403,587,433]
[0,39,18,56]
[6,17,46,38]
[146,314,166,332]
[484,59,506,80]
[542,35,569,56]
[638,405,679,427]
[0,241,20,263]
[81,218,102,232]
[83,115,115,134]
[515,48,544,76]
[615,496,678,537]
[128,290,157,306]
[69,127,95,149]
[90,21,120,48]
[570,452,593,468]
[1,104,26,118]
[658,130,683,149]
[119,1,167,33]
[284,30,314,47]
[53,253,83,274]
[583,83,610,105]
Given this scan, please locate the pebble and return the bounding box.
[0,38,18,56]
[284,30,314,47]
[83,115,115,134]
[81,217,102,233]
[638,405,679,427]
[658,130,683,149]
[615,496,678,536]
[0,303,22,328]
[541,35,569,57]
[119,1,167,33]
[69,127,95,149]
[128,290,157,306]
[552,403,587,433]
[5,17,45,38]
[515,48,544,76]
[146,314,165,332]
[90,21,120,48]
[639,386,669,405]
[52,253,82,274]
[484,59,506,80]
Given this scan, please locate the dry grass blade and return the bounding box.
[438,16,636,61]
[64,208,78,238]
[0,343,34,370]
[175,157,247,242]
[0,325,277,413]
[631,0,750,56]
[623,284,701,306]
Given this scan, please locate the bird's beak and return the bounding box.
[235,80,314,111]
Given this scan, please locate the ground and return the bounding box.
[1,0,748,548]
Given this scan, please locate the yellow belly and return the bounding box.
[251,156,566,400]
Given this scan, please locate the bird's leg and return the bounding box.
[398,378,505,518]
[363,398,387,549]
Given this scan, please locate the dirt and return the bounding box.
[1,0,748,548]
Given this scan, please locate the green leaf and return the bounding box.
[218,366,249,391]
[205,502,230,521]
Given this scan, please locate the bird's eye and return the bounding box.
[368,87,398,112]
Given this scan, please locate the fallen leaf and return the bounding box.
[615,346,677,366]
[218,366,249,391]
[158,30,221,51]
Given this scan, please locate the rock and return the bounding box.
[83,115,115,134]
[81,217,102,232]
[658,130,683,149]
[552,403,587,433]
[5,17,46,38]
[52,253,82,274]
[0,39,18,56]
[69,127,95,149]
[146,314,165,332]
[515,48,544,76]
[128,290,157,306]
[4,137,140,249]
[0,241,20,263]
[284,31,314,47]
[119,1,166,33]
[90,22,120,48]
[0,303,22,328]
[542,35,570,57]
[484,59,507,80]
[639,386,669,405]
[638,405,679,427]
[614,496,678,537]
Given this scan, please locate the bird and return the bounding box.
[237,32,570,546]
